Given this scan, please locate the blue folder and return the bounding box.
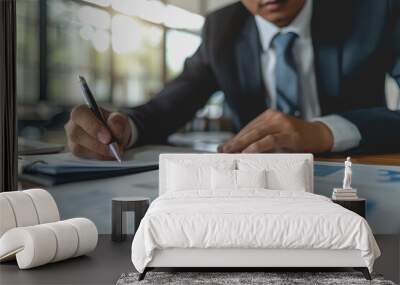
[19,145,193,186]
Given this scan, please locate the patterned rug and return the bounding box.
[116,271,396,285]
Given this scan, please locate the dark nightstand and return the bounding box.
[332,198,366,218]
[112,197,150,242]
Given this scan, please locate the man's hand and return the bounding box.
[65,105,132,160]
[218,109,333,153]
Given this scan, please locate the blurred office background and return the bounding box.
[17,0,400,151]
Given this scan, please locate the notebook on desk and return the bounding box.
[18,137,64,155]
[19,145,200,186]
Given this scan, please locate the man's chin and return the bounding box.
[258,0,289,13]
[257,0,291,25]
[258,12,288,26]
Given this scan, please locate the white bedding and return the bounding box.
[131,190,380,273]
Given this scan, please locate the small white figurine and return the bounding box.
[342,157,352,189]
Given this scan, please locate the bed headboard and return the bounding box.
[159,153,314,195]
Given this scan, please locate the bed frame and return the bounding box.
[140,248,371,280]
[138,154,372,281]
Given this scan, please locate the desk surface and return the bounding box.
[316,153,400,166]
[18,151,400,235]
[45,170,160,235]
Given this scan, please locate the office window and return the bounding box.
[17,0,169,108]
[47,1,113,104]
[166,29,201,80]
[16,0,205,143]
[16,0,39,104]
[112,15,163,106]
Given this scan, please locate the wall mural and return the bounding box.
[48,162,400,235]
[315,162,400,234]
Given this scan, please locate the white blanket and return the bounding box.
[131,190,380,272]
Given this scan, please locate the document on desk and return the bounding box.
[314,160,400,234]
[20,145,200,186]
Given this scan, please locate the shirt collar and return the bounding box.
[255,0,313,52]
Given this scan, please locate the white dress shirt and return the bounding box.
[254,0,361,152]
[128,0,361,151]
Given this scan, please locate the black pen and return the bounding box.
[78,75,122,163]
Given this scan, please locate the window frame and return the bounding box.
[35,0,202,104]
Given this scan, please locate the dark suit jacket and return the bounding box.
[128,0,400,154]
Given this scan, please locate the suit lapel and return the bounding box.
[311,1,352,114]
[234,17,268,124]
[313,41,340,99]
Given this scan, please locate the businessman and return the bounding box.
[65,0,400,160]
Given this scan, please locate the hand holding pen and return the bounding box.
[64,76,133,162]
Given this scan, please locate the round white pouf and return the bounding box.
[43,221,79,262]
[0,192,39,227]
[0,218,98,269]
[23,189,60,224]
[0,225,57,269]
[65,218,98,257]
[0,196,17,237]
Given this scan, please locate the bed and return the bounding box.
[131,154,380,281]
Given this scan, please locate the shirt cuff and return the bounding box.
[312,115,362,152]
[126,117,139,149]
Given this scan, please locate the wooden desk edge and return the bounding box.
[316,153,400,166]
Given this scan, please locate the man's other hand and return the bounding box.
[218,109,333,154]
[65,105,132,160]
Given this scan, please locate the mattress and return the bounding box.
[131,190,380,273]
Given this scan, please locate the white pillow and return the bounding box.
[238,159,309,191]
[237,169,267,189]
[167,162,210,191]
[211,169,267,190]
[211,169,236,190]
[166,160,235,191]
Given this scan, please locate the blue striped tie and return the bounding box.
[272,32,300,116]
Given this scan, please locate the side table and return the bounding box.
[332,198,366,218]
[112,197,150,242]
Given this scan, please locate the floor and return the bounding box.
[0,235,398,285]
[0,235,133,285]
